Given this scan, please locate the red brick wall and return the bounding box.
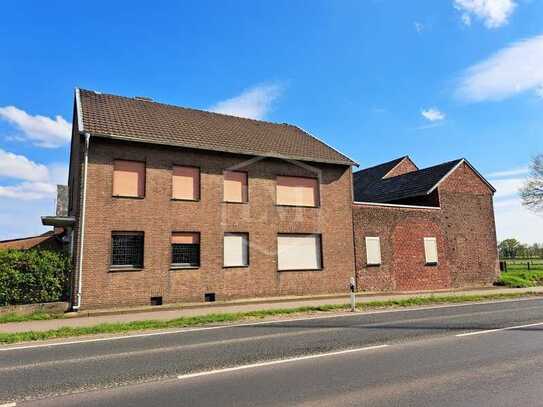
[383,157,418,178]
[77,138,355,309]
[353,162,498,291]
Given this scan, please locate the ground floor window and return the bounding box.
[424,237,438,265]
[277,233,322,271]
[224,233,249,267]
[365,237,381,265]
[111,232,144,268]
[171,232,200,268]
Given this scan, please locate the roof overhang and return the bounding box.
[41,216,76,227]
[88,131,357,167]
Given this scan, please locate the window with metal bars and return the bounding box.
[172,243,200,267]
[111,232,144,268]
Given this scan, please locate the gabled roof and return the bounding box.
[353,156,412,200]
[353,158,496,203]
[75,89,357,166]
[0,231,61,250]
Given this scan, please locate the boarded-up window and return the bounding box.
[424,237,438,264]
[223,233,248,267]
[171,232,200,267]
[277,234,322,271]
[276,176,319,207]
[365,237,381,265]
[113,160,145,198]
[223,171,248,203]
[172,166,200,200]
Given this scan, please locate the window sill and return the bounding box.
[112,195,145,200]
[109,267,144,272]
[275,204,320,209]
[366,263,381,267]
[171,198,200,202]
[223,265,249,269]
[277,268,323,272]
[222,201,249,205]
[425,262,438,267]
[170,265,200,270]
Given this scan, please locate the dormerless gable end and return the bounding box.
[75,88,357,166]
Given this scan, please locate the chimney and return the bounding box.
[56,185,69,216]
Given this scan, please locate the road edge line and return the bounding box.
[176,344,390,380]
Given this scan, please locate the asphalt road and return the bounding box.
[2,297,543,406]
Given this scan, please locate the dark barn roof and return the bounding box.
[352,156,410,201]
[353,157,495,204]
[76,89,356,166]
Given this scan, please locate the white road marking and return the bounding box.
[177,344,390,380]
[456,321,543,337]
[0,296,539,352]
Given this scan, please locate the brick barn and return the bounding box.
[44,89,499,310]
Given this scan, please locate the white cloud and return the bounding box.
[487,166,529,178]
[495,196,543,243]
[486,165,543,243]
[414,22,424,33]
[0,149,49,182]
[421,108,446,122]
[457,34,543,102]
[209,83,283,120]
[0,106,71,148]
[454,0,516,29]
[491,177,524,198]
[0,182,56,200]
[0,149,68,201]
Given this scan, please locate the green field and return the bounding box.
[502,259,543,272]
[498,259,543,287]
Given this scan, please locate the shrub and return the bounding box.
[496,270,543,288]
[0,249,70,306]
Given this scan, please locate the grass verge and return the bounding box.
[0,311,61,324]
[497,271,543,288]
[0,292,540,344]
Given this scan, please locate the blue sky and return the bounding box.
[1,0,542,242]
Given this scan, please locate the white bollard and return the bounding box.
[349,277,356,312]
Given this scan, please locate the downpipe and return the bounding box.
[72,133,90,310]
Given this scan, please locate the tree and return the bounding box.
[498,239,522,259]
[521,154,543,212]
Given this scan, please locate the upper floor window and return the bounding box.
[424,237,438,265]
[276,176,319,207]
[111,232,144,269]
[113,160,145,198]
[172,166,200,201]
[223,171,248,203]
[171,232,200,268]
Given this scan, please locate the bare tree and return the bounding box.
[520,154,543,212]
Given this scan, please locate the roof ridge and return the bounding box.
[353,156,409,175]
[78,88,296,129]
[378,158,463,182]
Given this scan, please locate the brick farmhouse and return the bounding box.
[43,89,499,310]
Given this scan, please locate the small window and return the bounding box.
[224,233,249,267]
[172,166,200,200]
[276,176,319,207]
[277,234,322,271]
[223,171,248,203]
[365,237,381,266]
[111,232,144,268]
[113,160,145,198]
[424,237,438,265]
[171,232,200,268]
